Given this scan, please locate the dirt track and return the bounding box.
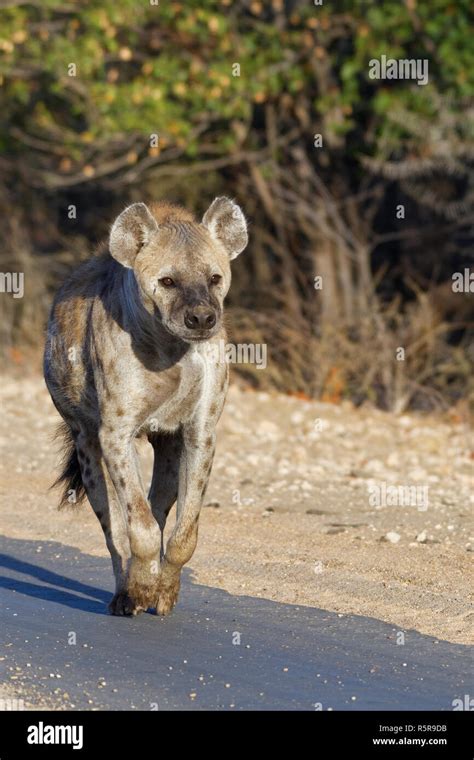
[2,535,471,711]
[1,374,472,653]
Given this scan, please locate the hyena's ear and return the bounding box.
[109,203,158,268]
[202,197,248,260]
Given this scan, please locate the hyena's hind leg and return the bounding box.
[147,431,183,561]
[73,429,132,615]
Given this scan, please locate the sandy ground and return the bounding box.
[0,375,473,649]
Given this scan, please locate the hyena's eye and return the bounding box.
[210,274,222,285]
[159,277,175,288]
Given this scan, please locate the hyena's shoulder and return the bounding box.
[46,248,121,369]
[53,245,119,304]
[50,247,121,329]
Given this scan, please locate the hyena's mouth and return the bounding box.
[162,319,220,343]
[181,325,221,343]
[185,332,217,342]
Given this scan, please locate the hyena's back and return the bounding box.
[44,249,121,506]
[44,249,119,403]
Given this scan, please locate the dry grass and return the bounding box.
[228,296,473,414]
[1,194,471,415]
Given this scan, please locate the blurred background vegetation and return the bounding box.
[0,0,472,412]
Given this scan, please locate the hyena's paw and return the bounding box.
[120,557,160,614]
[108,590,144,617]
[124,580,158,615]
[155,573,181,616]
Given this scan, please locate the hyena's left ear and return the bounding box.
[202,197,248,260]
[109,203,158,268]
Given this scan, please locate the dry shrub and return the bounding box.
[0,195,48,362]
[0,190,91,366]
[229,290,473,414]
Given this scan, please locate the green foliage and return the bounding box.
[1,1,472,409]
[0,0,471,186]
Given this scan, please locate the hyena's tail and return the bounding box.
[51,421,86,508]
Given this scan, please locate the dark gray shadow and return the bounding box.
[0,552,110,605]
[0,536,471,711]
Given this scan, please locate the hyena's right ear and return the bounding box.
[109,203,158,268]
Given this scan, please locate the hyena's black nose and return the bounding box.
[184,306,216,330]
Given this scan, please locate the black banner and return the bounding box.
[0,710,472,757]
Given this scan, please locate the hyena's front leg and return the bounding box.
[75,431,131,615]
[100,429,161,615]
[157,426,216,616]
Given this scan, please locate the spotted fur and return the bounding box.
[44,198,247,616]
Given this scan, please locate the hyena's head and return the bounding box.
[109,197,247,342]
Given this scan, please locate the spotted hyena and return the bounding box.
[44,198,248,616]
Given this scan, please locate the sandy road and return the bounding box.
[0,374,472,708]
[1,536,471,710]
